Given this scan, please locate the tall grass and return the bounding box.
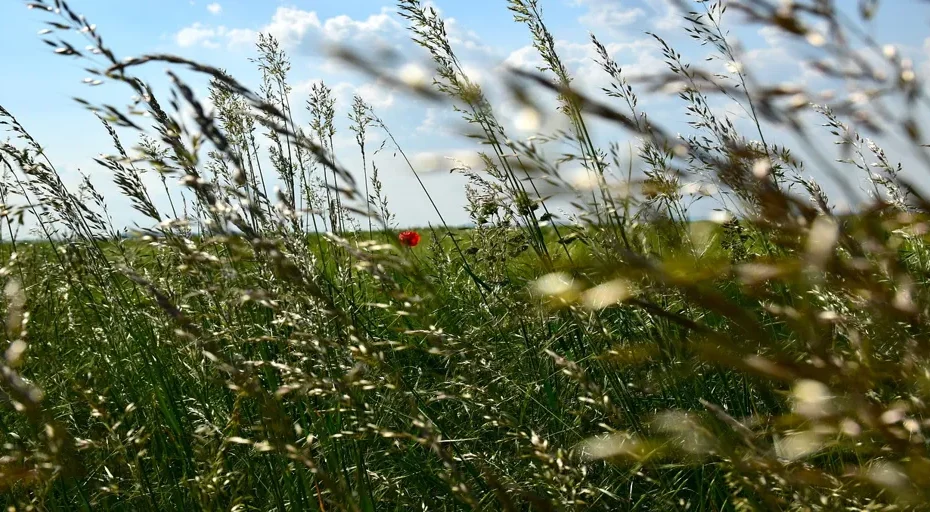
[2,0,930,509]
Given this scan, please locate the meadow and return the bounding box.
[2,0,930,510]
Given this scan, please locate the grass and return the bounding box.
[2,0,930,510]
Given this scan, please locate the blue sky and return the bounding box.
[2,0,930,232]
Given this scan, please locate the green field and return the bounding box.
[2,214,930,511]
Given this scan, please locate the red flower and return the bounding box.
[398,230,421,247]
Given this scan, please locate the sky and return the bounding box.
[2,0,930,234]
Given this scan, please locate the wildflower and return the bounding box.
[398,230,421,247]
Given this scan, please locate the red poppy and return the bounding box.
[398,230,421,247]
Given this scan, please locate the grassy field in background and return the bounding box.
[1,215,928,510]
[0,224,783,510]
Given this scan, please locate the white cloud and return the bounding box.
[645,0,682,31]
[574,0,645,34]
[175,23,219,48]
[262,7,323,48]
[502,44,537,71]
[416,107,462,136]
[206,2,222,15]
[503,37,662,89]
[356,81,396,109]
[172,4,498,72]
[417,107,440,134]
[743,28,806,85]
[172,7,399,56]
[322,10,401,43]
[253,6,409,58]
[174,22,255,48]
[172,7,320,50]
[225,28,258,47]
[442,16,497,57]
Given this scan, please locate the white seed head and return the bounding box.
[533,272,581,304]
[791,379,834,418]
[400,63,428,88]
[514,107,541,133]
[709,210,734,224]
[581,279,634,310]
[752,158,772,179]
